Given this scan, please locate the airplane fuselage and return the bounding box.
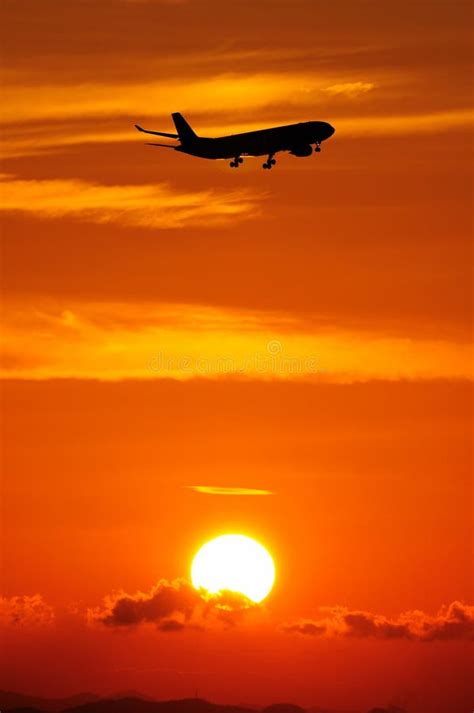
[135,113,335,169]
[176,121,335,159]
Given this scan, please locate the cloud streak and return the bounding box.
[2,300,472,382]
[1,73,373,125]
[322,81,376,97]
[188,486,274,495]
[2,64,472,159]
[3,110,472,159]
[281,601,474,641]
[0,175,261,229]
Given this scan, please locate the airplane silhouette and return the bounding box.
[135,113,335,169]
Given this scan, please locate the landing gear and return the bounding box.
[230,156,244,168]
[315,142,321,153]
[262,154,276,169]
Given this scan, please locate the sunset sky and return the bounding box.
[1,1,473,711]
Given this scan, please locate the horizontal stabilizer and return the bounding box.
[135,124,179,139]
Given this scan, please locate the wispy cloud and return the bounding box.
[0,594,55,627]
[2,300,472,382]
[336,109,474,137]
[281,601,474,641]
[2,64,472,159]
[3,109,472,159]
[0,74,371,124]
[0,174,262,229]
[188,486,274,495]
[322,81,376,97]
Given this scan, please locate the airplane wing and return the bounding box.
[144,142,178,148]
[135,124,179,139]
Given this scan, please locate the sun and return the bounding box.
[191,534,275,604]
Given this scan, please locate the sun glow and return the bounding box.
[191,534,275,604]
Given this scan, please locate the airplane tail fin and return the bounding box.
[171,112,198,142]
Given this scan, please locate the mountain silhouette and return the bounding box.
[0,692,100,712]
[263,705,306,713]
[62,698,254,713]
[0,692,405,713]
[1,694,258,713]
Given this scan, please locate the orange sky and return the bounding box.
[1,1,473,711]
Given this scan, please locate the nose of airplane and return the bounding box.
[326,123,335,138]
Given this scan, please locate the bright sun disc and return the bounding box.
[191,534,275,603]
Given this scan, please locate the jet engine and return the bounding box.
[289,144,313,157]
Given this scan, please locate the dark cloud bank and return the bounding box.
[4,587,473,643]
[281,600,474,641]
[88,578,256,631]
